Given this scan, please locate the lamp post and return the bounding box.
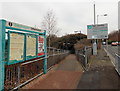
[97,14,107,49]
[92,1,98,55]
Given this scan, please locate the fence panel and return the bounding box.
[4,47,69,90]
[75,46,92,70]
[47,47,69,69]
[115,54,120,75]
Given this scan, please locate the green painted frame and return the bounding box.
[0,19,47,90]
[0,19,6,91]
[7,31,25,65]
[6,24,45,65]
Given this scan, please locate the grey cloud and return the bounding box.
[1,1,118,36]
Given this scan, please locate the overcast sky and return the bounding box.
[0,0,119,36]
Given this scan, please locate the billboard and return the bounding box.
[87,24,108,39]
[10,33,24,61]
[1,19,46,65]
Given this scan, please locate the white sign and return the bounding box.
[6,21,44,33]
[87,23,108,39]
[10,33,24,61]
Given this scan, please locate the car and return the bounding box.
[116,42,118,45]
[111,42,118,46]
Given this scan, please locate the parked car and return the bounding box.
[111,42,118,46]
[116,42,118,45]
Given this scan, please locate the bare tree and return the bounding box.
[41,10,59,48]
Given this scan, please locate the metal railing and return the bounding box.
[115,53,120,76]
[103,45,120,76]
[4,47,69,90]
[47,47,69,68]
[75,46,92,70]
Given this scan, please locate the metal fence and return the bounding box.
[4,47,69,90]
[115,54,120,76]
[47,47,69,68]
[75,46,92,70]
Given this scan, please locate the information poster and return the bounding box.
[26,35,36,58]
[10,33,24,61]
[87,24,108,39]
[38,36,44,56]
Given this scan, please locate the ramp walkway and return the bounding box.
[22,54,84,89]
[22,49,120,90]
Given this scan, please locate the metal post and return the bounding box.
[97,15,99,24]
[106,39,108,51]
[93,40,97,55]
[17,65,20,86]
[85,47,87,68]
[93,2,97,55]
[53,48,54,55]
[43,30,47,74]
[94,2,96,25]
[0,20,6,90]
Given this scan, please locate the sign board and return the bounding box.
[26,35,36,59]
[0,19,47,90]
[10,33,24,61]
[2,20,46,65]
[87,23,108,39]
[6,21,44,33]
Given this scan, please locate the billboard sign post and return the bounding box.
[87,23,108,55]
[87,23,108,39]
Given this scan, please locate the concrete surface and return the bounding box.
[77,49,120,89]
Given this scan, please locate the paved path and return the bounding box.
[22,49,120,90]
[22,54,84,89]
[77,49,120,89]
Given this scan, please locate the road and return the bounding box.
[104,45,119,57]
[103,45,120,66]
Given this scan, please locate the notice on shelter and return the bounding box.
[38,36,44,56]
[10,33,24,61]
[26,35,36,57]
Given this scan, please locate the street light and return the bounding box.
[97,14,107,24]
[97,14,108,49]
